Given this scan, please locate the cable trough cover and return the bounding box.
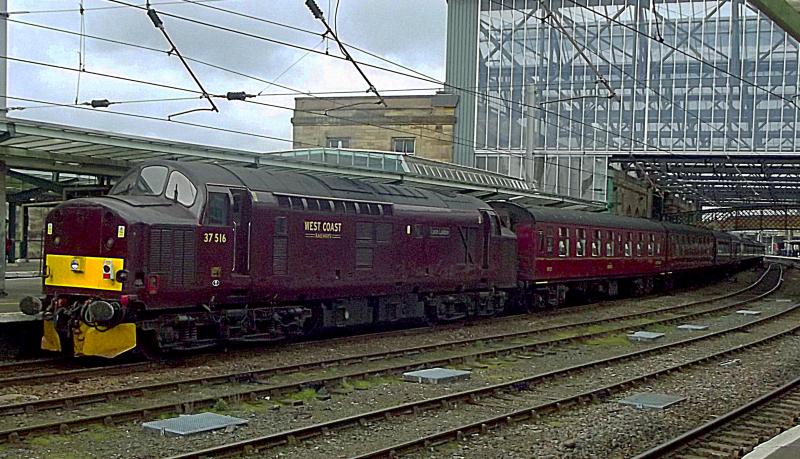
[142,412,247,436]
[403,368,471,384]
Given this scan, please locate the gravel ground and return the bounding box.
[422,336,800,459]
[0,269,776,432]
[0,266,787,459]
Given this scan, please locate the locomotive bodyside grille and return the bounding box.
[149,227,196,287]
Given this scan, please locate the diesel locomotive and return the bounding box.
[19,160,764,358]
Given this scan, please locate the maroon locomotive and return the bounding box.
[21,161,516,357]
[20,160,763,358]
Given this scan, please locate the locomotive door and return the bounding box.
[480,211,492,269]
[230,188,251,275]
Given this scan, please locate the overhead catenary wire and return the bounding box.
[0,54,594,174]
[75,0,87,105]
[304,0,386,106]
[256,37,326,96]
[145,7,218,118]
[1,21,664,190]
[98,0,687,157]
[174,0,437,82]
[3,0,228,16]
[103,0,443,85]
[1,54,616,185]
[3,94,321,148]
[3,15,617,182]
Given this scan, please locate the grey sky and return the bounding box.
[7,0,447,151]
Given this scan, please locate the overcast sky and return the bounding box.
[6,0,447,152]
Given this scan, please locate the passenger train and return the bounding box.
[19,161,764,357]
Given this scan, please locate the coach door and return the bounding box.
[230,188,251,275]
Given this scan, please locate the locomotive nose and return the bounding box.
[43,201,129,292]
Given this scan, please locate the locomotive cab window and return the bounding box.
[165,171,197,207]
[134,165,169,195]
[205,192,230,225]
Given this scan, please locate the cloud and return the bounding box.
[7,0,448,152]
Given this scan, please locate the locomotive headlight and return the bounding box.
[70,258,82,272]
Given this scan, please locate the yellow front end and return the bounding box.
[72,323,137,358]
[42,254,137,358]
[45,254,125,291]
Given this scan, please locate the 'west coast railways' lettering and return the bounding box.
[304,220,343,239]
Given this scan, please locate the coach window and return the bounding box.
[205,192,230,225]
[648,234,655,256]
[636,233,643,257]
[558,227,570,257]
[624,233,632,257]
[165,171,197,207]
[576,229,586,257]
[592,230,600,257]
[546,228,555,256]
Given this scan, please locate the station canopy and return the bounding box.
[0,118,605,211]
[610,0,800,209]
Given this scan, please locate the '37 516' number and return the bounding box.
[203,232,227,243]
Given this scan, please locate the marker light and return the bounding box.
[102,260,113,280]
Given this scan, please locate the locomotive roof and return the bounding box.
[128,160,487,211]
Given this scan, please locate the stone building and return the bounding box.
[291,93,458,163]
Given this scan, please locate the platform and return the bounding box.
[743,425,800,459]
[0,277,41,315]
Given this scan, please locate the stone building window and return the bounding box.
[392,137,415,154]
[326,137,350,148]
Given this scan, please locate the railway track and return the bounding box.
[164,298,800,458]
[0,265,781,420]
[0,266,787,451]
[0,266,768,391]
[633,375,800,459]
[0,359,153,387]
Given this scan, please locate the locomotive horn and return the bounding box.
[19,296,43,316]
